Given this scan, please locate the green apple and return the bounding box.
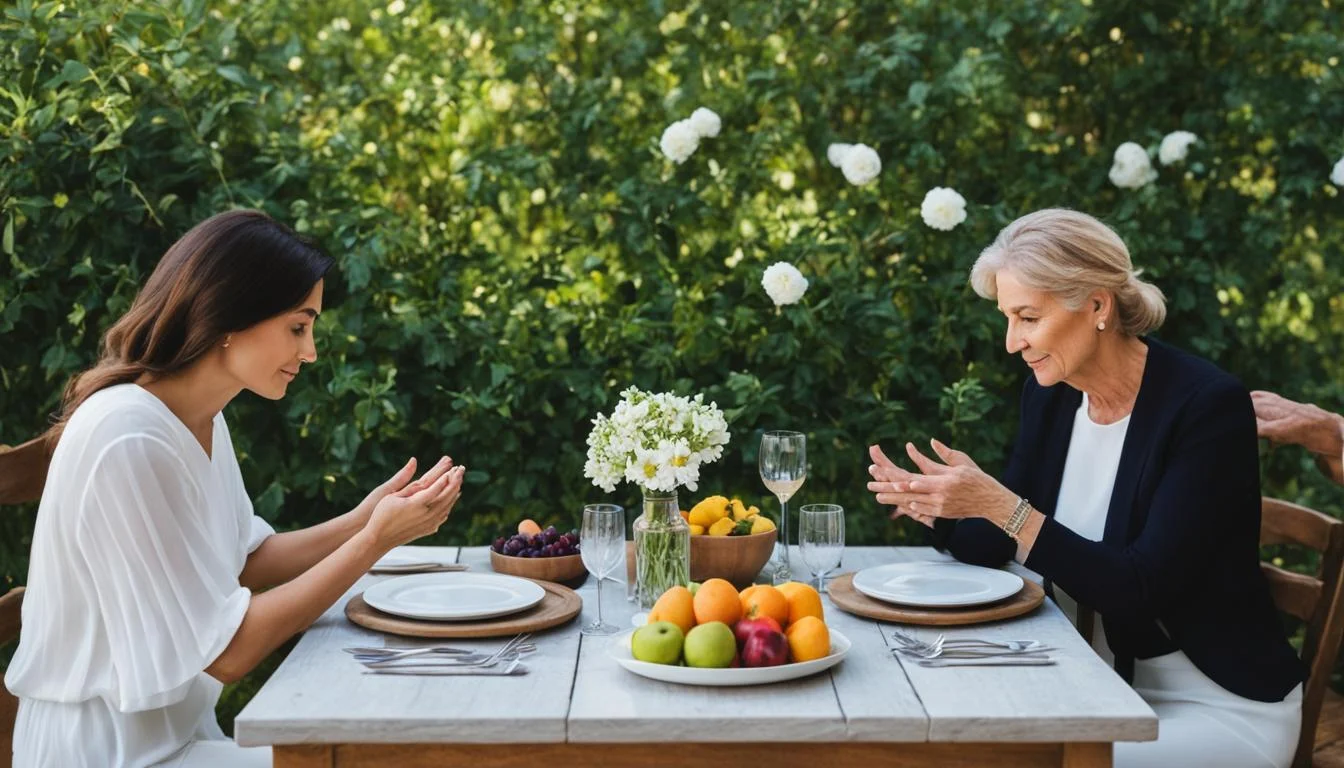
[683,621,737,668]
[687,581,702,596]
[631,621,684,665]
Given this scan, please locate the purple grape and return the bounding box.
[503,538,525,556]
[492,536,507,553]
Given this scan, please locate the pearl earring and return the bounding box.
[1097,321,1106,332]
[223,336,231,348]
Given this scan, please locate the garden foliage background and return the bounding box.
[2,0,1342,722]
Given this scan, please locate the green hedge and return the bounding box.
[3,0,1343,582]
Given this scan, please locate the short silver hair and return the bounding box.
[969,208,1166,336]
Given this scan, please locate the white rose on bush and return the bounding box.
[659,119,700,164]
[1109,142,1158,189]
[1331,157,1344,187]
[689,107,721,138]
[1159,131,1198,166]
[761,262,809,306]
[840,143,881,186]
[827,143,853,168]
[920,187,968,231]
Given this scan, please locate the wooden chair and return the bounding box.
[1260,497,1344,768]
[1,436,51,767]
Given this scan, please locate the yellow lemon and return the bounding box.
[749,515,776,534]
[689,524,706,536]
[688,496,731,528]
[707,517,737,536]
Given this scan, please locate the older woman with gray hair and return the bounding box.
[867,208,1305,767]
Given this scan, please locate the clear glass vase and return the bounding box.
[632,488,690,610]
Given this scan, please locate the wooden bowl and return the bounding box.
[690,530,777,588]
[489,550,589,589]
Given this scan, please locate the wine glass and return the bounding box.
[799,504,845,593]
[580,504,624,636]
[759,430,806,584]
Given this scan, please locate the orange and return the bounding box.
[692,578,743,626]
[785,616,830,662]
[775,581,825,625]
[739,585,790,626]
[647,586,696,635]
[517,519,542,536]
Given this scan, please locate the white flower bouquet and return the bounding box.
[584,387,730,494]
[584,387,730,607]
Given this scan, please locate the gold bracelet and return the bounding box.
[1003,497,1032,540]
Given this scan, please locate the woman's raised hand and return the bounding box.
[867,440,1015,525]
[352,456,455,523]
[366,462,466,550]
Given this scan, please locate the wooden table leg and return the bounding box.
[1062,742,1112,768]
[273,744,334,768]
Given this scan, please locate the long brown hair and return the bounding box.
[43,209,334,446]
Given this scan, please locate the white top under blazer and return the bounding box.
[6,384,274,767]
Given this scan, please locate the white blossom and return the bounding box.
[840,143,881,186]
[1331,157,1344,187]
[689,107,721,138]
[659,119,700,164]
[1159,131,1198,166]
[827,143,852,168]
[287,56,303,72]
[585,388,730,494]
[387,0,405,15]
[1109,142,1157,189]
[920,187,968,231]
[761,262,809,306]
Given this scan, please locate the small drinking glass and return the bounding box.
[580,504,624,636]
[798,504,845,593]
[760,430,806,584]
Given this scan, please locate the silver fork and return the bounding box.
[349,644,536,664]
[362,633,533,668]
[343,645,474,656]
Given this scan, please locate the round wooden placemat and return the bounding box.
[346,579,583,638]
[827,571,1045,626]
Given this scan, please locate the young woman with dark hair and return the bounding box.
[5,210,466,767]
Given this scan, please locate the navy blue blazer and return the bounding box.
[934,337,1305,702]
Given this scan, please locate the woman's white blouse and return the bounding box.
[5,384,274,767]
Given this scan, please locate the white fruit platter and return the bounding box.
[608,629,850,687]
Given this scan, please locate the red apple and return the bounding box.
[733,616,783,648]
[741,630,790,668]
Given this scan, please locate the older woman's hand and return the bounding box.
[1251,391,1344,456]
[867,439,1018,526]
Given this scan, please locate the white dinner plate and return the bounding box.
[371,550,442,573]
[363,572,546,621]
[852,561,1024,608]
[609,629,849,687]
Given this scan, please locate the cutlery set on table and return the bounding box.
[832,561,1055,669]
[345,633,537,676]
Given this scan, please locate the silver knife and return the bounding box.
[916,657,1056,668]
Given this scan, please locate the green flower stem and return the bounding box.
[634,489,690,609]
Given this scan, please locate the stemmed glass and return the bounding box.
[759,430,806,584]
[580,504,624,636]
[799,504,845,593]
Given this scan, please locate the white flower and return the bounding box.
[1109,142,1157,189]
[659,119,700,164]
[286,56,303,72]
[1331,157,1344,187]
[827,143,852,168]
[362,141,378,155]
[1159,131,1198,166]
[332,17,351,31]
[585,387,730,493]
[387,0,405,15]
[920,187,968,231]
[689,107,721,138]
[840,143,881,186]
[761,262,808,306]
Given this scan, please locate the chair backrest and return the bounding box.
[1259,496,1344,768]
[1,438,46,768]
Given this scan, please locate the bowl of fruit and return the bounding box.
[489,519,587,588]
[685,496,778,588]
[611,579,848,686]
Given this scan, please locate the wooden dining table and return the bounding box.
[235,545,1157,767]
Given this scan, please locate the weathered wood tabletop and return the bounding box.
[235,546,1156,767]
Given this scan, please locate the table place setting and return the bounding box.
[371,547,470,574]
[344,633,538,676]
